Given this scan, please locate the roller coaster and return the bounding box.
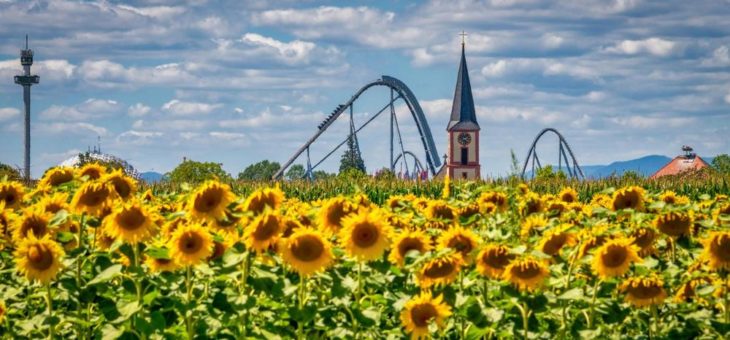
[273,76,441,180]
[521,128,585,180]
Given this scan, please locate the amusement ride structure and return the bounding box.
[520,128,585,180]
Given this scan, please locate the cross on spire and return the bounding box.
[459,30,468,46]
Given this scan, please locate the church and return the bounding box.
[437,38,481,180]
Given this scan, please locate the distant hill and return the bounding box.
[525,155,717,179]
[139,171,165,183]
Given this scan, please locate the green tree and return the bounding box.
[238,160,281,181]
[0,163,22,181]
[712,154,730,174]
[535,165,567,180]
[339,134,366,174]
[312,170,334,181]
[167,159,232,183]
[285,164,306,180]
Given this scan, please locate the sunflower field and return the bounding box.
[1,164,730,339]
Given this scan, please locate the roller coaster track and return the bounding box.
[521,128,585,180]
[273,76,440,179]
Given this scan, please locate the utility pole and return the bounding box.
[14,35,39,183]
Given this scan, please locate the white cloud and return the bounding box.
[116,130,163,145]
[542,34,564,49]
[610,115,695,129]
[162,99,222,116]
[606,38,677,57]
[702,46,730,67]
[40,98,121,121]
[210,131,246,140]
[241,33,317,64]
[481,60,509,77]
[0,107,20,121]
[128,103,151,117]
[36,122,108,136]
[132,119,208,131]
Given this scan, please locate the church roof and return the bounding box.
[447,43,480,131]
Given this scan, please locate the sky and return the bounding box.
[0,0,729,179]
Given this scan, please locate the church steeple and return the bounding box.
[447,36,479,131]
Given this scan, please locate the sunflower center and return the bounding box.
[117,207,146,231]
[22,217,48,238]
[155,258,173,265]
[631,229,655,248]
[45,203,64,214]
[210,242,226,259]
[179,232,203,254]
[352,223,379,248]
[291,235,325,262]
[398,237,424,257]
[27,244,54,270]
[82,169,102,180]
[601,245,628,268]
[561,193,576,203]
[542,234,568,255]
[447,235,473,254]
[512,262,541,279]
[49,171,73,186]
[325,202,348,227]
[80,187,109,207]
[482,248,514,269]
[432,205,454,220]
[253,215,280,240]
[658,215,690,236]
[711,236,730,261]
[410,303,437,327]
[424,260,456,278]
[628,284,663,299]
[524,200,542,215]
[2,193,16,206]
[111,178,132,199]
[195,188,224,213]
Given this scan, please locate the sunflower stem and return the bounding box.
[76,213,86,340]
[297,275,307,340]
[650,304,659,338]
[725,273,729,324]
[185,266,194,340]
[588,279,601,329]
[46,284,54,340]
[239,251,252,338]
[356,261,363,301]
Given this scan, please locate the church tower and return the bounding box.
[446,35,480,180]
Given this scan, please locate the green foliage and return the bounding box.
[285,164,306,180]
[712,154,730,174]
[621,170,643,181]
[0,162,22,181]
[373,168,396,181]
[337,167,366,180]
[509,149,521,178]
[166,159,232,183]
[238,160,281,181]
[312,170,334,181]
[339,134,366,174]
[534,165,567,180]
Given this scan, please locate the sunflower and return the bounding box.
[386,195,411,211]
[39,167,75,187]
[0,300,5,323]
[242,186,285,215]
[659,191,689,205]
[103,201,157,244]
[209,235,236,261]
[519,193,544,216]
[520,214,549,239]
[591,238,641,279]
[145,256,179,273]
[212,209,245,236]
[654,211,693,237]
[517,183,530,195]
[0,181,24,210]
[477,191,509,212]
[701,231,730,271]
[161,216,186,240]
[279,228,334,276]
[141,189,155,203]
[71,181,115,216]
[503,256,550,292]
[0,208,13,241]
[102,169,136,200]
[538,225,576,256]
[11,207,53,241]
[612,186,645,211]
[630,227,657,257]
[417,253,463,288]
[400,292,452,340]
[244,212,283,253]
[168,223,213,267]
[457,203,481,220]
[590,193,613,210]
[436,226,481,263]
[558,187,579,203]
[77,163,106,180]
[424,200,456,229]
[476,244,515,279]
[188,180,236,221]
[36,192,69,214]
[282,216,304,238]
[388,229,432,267]
[674,276,712,304]
[620,275,667,308]
[577,234,608,258]
[339,209,392,261]
[318,197,356,235]
[14,234,65,284]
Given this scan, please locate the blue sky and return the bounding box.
[0,0,728,178]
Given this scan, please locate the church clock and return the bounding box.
[457,133,471,146]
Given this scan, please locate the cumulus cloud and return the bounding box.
[40,99,121,121]
[128,103,151,117]
[606,38,678,57]
[162,99,222,116]
[36,122,108,136]
[117,130,164,145]
[0,107,20,121]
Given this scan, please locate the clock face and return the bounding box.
[457,133,471,146]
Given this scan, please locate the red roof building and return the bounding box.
[650,146,709,179]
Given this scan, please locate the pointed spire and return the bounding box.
[447,33,479,131]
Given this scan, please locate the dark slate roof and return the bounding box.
[447,44,480,131]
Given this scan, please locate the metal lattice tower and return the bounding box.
[14,35,39,183]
